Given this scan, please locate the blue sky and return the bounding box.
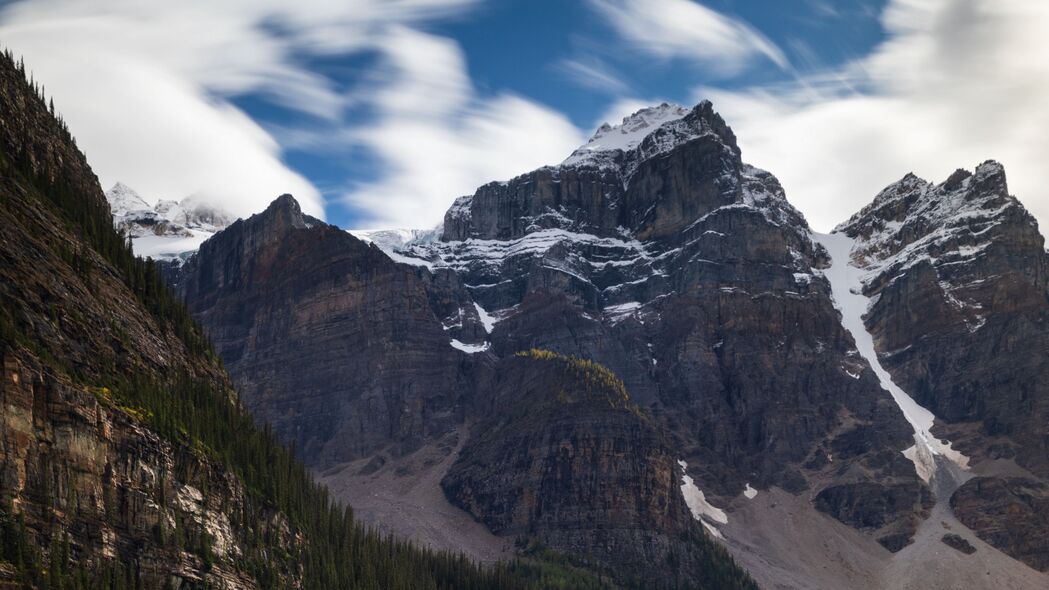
[234,0,889,228]
[3,0,1049,232]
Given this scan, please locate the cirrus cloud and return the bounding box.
[0,0,482,219]
[343,27,585,229]
[586,0,789,74]
[695,0,1049,231]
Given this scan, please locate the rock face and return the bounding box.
[0,51,293,586]
[442,350,732,586]
[402,101,921,515]
[0,347,284,588]
[951,477,1049,569]
[838,162,1049,474]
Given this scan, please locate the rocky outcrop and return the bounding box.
[941,533,977,555]
[951,477,1049,570]
[814,482,934,551]
[443,350,753,588]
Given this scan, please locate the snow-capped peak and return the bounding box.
[349,226,442,252]
[105,182,151,216]
[562,102,690,166]
[104,182,235,261]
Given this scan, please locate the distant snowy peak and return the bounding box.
[349,226,441,252]
[104,182,235,261]
[106,182,151,217]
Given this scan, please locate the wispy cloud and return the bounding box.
[555,57,630,94]
[695,0,1049,231]
[343,27,584,229]
[585,0,789,74]
[0,0,481,219]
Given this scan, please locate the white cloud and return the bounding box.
[0,0,480,220]
[586,0,788,74]
[693,0,1049,232]
[555,57,630,94]
[344,27,585,229]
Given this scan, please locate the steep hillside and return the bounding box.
[0,49,599,589]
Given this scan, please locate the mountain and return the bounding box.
[0,50,604,589]
[171,100,995,587]
[828,161,1049,572]
[105,182,234,262]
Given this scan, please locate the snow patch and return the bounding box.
[678,460,727,538]
[450,339,490,354]
[813,232,969,485]
[473,302,500,334]
[743,483,758,500]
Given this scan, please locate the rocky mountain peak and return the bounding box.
[438,99,773,244]
[836,158,1045,365]
[561,99,739,172]
[261,193,307,229]
[562,102,690,164]
[197,193,321,262]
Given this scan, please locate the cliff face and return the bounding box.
[410,102,922,528]
[0,348,290,588]
[442,351,705,585]
[840,163,1049,470]
[0,50,297,586]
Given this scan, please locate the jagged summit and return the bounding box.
[839,160,1011,236]
[190,193,328,264]
[437,99,775,245]
[561,102,691,166]
[837,160,1034,290]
